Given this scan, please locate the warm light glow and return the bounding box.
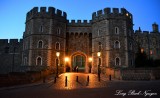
[56,52,60,57]
[65,57,69,62]
[89,57,92,62]
[150,50,153,55]
[141,48,144,53]
[126,13,128,16]
[97,52,101,57]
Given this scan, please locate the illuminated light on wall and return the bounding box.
[65,57,69,62]
[89,57,92,62]
[126,13,129,16]
[141,48,144,53]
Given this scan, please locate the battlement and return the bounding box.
[143,31,149,34]
[0,39,8,45]
[92,7,132,22]
[135,30,140,33]
[134,30,150,35]
[26,7,67,21]
[67,20,91,26]
[0,39,23,45]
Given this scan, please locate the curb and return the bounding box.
[0,75,56,91]
[0,74,77,91]
[0,82,43,91]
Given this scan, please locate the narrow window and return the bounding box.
[98,42,102,51]
[38,41,43,48]
[130,43,132,50]
[40,25,43,32]
[57,28,61,35]
[55,42,60,50]
[114,41,120,48]
[115,57,120,66]
[98,29,100,36]
[36,57,42,65]
[24,57,27,65]
[115,27,119,34]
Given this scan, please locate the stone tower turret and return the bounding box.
[92,8,135,73]
[152,23,159,32]
[23,7,67,71]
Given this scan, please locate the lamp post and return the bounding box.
[56,52,60,77]
[97,51,101,81]
[88,57,92,73]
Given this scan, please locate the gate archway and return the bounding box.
[71,52,87,72]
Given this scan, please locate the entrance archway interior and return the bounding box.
[72,55,86,72]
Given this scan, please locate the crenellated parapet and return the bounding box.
[67,20,91,26]
[143,31,149,35]
[0,39,8,45]
[92,7,132,23]
[26,7,67,22]
[0,39,23,45]
[134,30,160,37]
[135,30,150,34]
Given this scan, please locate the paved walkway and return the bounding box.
[48,72,109,90]
[0,72,108,90]
[0,73,160,98]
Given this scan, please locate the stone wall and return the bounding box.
[106,68,160,80]
[0,39,23,74]
[134,29,160,60]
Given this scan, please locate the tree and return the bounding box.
[135,48,148,67]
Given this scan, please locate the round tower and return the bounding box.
[91,8,135,74]
[23,7,67,72]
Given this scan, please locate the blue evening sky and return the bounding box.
[0,0,160,39]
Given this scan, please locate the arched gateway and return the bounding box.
[71,52,87,72]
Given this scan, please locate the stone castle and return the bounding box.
[0,7,160,74]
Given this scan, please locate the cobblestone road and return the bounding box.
[48,72,108,90]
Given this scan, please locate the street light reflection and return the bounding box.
[52,73,107,90]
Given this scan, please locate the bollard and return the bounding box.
[109,75,111,81]
[86,76,90,86]
[54,77,56,83]
[98,73,100,82]
[65,76,67,87]
[87,76,89,82]
[76,76,78,82]
[98,77,100,82]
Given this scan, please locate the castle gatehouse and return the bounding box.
[0,7,160,75]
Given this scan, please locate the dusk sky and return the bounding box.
[0,0,160,39]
